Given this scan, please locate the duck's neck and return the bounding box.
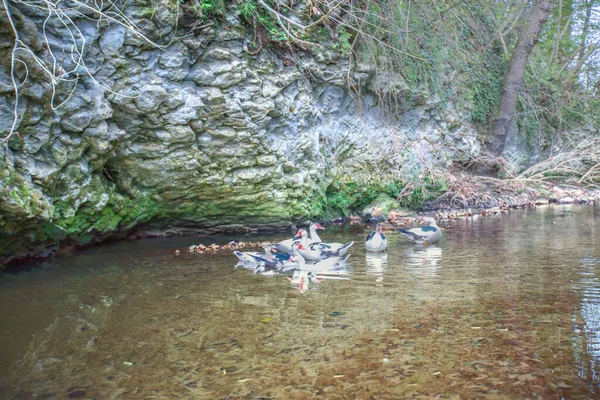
[301,231,310,246]
[309,225,322,242]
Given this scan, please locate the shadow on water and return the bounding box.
[1,204,599,398]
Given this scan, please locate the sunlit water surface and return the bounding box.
[1,205,600,399]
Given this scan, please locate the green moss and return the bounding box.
[51,194,162,241]
[7,135,24,151]
[471,76,503,124]
[308,177,447,220]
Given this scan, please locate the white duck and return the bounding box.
[365,223,387,252]
[274,223,327,254]
[290,244,349,272]
[234,245,296,270]
[294,229,354,261]
[396,217,442,244]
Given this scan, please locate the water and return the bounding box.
[1,204,599,399]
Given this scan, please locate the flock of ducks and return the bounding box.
[233,217,443,280]
[177,217,443,293]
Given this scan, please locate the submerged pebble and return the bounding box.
[67,390,86,398]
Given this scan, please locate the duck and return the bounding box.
[294,229,354,260]
[365,223,387,252]
[233,249,278,269]
[289,245,349,272]
[234,244,296,270]
[396,216,442,244]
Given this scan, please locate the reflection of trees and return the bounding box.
[573,257,600,382]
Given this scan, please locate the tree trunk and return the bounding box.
[487,0,556,156]
[578,0,592,61]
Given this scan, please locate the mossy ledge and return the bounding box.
[0,170,435,267]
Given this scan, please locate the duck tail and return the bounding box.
[396,229,423,241]
[337,241,354,256]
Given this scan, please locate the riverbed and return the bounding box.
[1,204,599,399]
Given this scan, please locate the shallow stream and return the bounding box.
[1,204,599,399]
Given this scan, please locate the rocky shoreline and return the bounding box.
[431,184,600,221]
[3,182,598,268]
[350,183,599,225]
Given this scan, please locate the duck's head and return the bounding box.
[289,253,305,265]
[311,222,325,230]
[233,251,250,262]
[376,223,384,233]
[294,229,307,238]
[421,216,437,225]
[292,243,306,251]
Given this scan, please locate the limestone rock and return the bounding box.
[99,25,127,56]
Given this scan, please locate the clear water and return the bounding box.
[1,204,599,399]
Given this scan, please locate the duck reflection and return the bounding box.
[288,267,351,293]
[288,270,314,293]
[366,252,388,285]
[403,245,443,276]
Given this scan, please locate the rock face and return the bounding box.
[0,1,482,264]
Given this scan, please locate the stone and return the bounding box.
[99,25,127,56]
[134,85,168,112]
[187,59,246,88]
[60,110,94,132]
[159,42,189,69]
[22,119,51,154]
[0,96,27,135]
[163,90,204,125]
[535,197,549,205]
[256,155,277,167]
